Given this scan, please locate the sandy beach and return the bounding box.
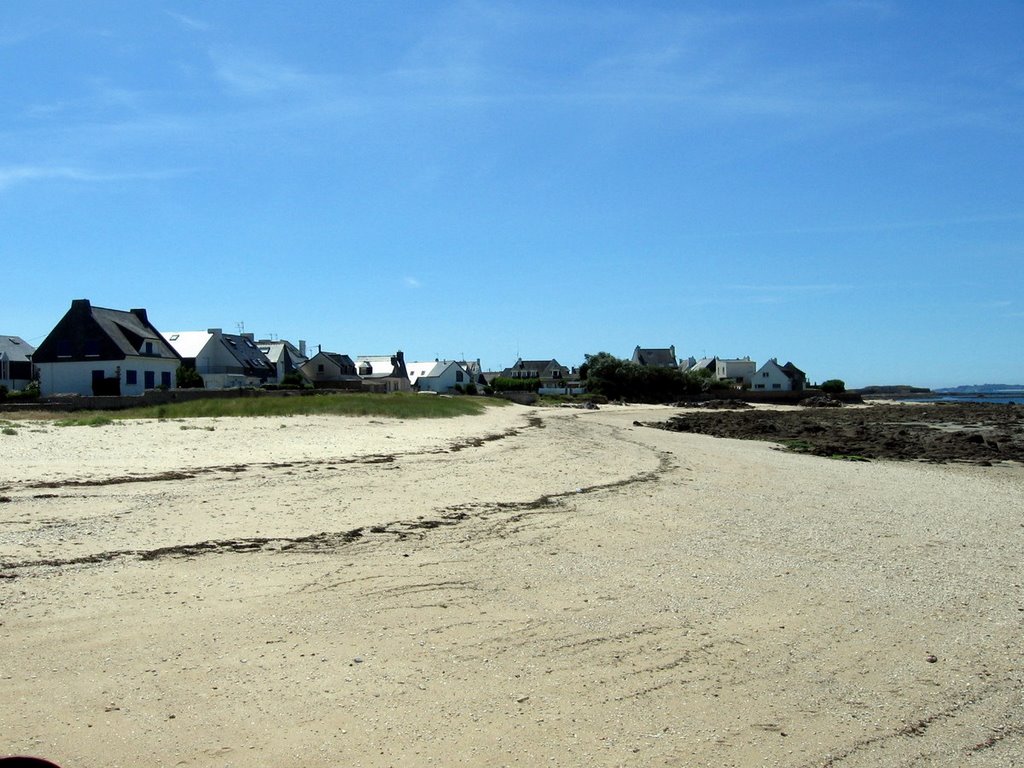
[2,403,1022,767]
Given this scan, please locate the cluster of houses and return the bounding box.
[1,299,808,398]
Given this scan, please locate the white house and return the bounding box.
[299,350,361,388]
[682,356,716,374]
[406,360,471,393]
[0,335,35,391]
[165,329,276,389]
[33,299,181,396]
[354,351,411,393]
[257,339,308,383]
[752,358,807,391]
[714,357,756,388]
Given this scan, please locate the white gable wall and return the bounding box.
[752,360,792,391]
[38,357,179,396]
[411,361,468,393]
[169,331,267,389]
[716,358,756,387]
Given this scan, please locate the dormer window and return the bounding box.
[144,341,154,355]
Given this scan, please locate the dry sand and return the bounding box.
[1,404,1022,767]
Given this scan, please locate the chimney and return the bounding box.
[299,340,307,356]
[130,308,149,324]
[72,299,92,310]
[208,328,222,336]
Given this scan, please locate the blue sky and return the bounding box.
[2,1,1022,388]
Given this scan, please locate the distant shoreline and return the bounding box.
[884,393,1022,405]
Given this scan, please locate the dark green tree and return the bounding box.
[175,365,205,389]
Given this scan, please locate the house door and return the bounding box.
[92,369,121,396]
[144,371,155,389]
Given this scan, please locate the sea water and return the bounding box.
[905,393,1023,405]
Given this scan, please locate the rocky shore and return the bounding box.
[647,402,1024,465]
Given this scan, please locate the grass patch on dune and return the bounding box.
[114,392,508,421]
[55,415,116,427]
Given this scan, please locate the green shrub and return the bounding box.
[465,383,478,396]
[820,379,846,394]
[280,371,307,389]
[6,381,40,401]
[176,365,205,389]
[490,376,542,392]
[582,352,709,403]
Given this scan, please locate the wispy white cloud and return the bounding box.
[0,164,190,192]
[404,276,422,289]
[671,283,848,307]
[727,212,1024,238]
[165,10,210,32]
[728,283,847,295]
[718,283,848,305]
[209,47,313,97]
[0,19,46,48]
[821,1,896,20]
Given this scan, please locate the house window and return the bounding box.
[144,371,155,389]
[772,383,781,390]
[456,370,464,382]
[762,371,769,378]
[57,340,72,358]
[145,342,154,355]
[161,371,171,388]
[85,340,100,357]
[318,364,325,373]
[126,370,138,385]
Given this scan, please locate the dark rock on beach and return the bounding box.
[647,403,1024,464]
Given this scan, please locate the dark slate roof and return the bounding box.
[220,334,276,377]
[633,347,677,367]
[499,358,569,379]
[781,362,806,380]
[257,340,307,367]
[33,299,180,364]
[0,335,34,363]
[326,353,354,367]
